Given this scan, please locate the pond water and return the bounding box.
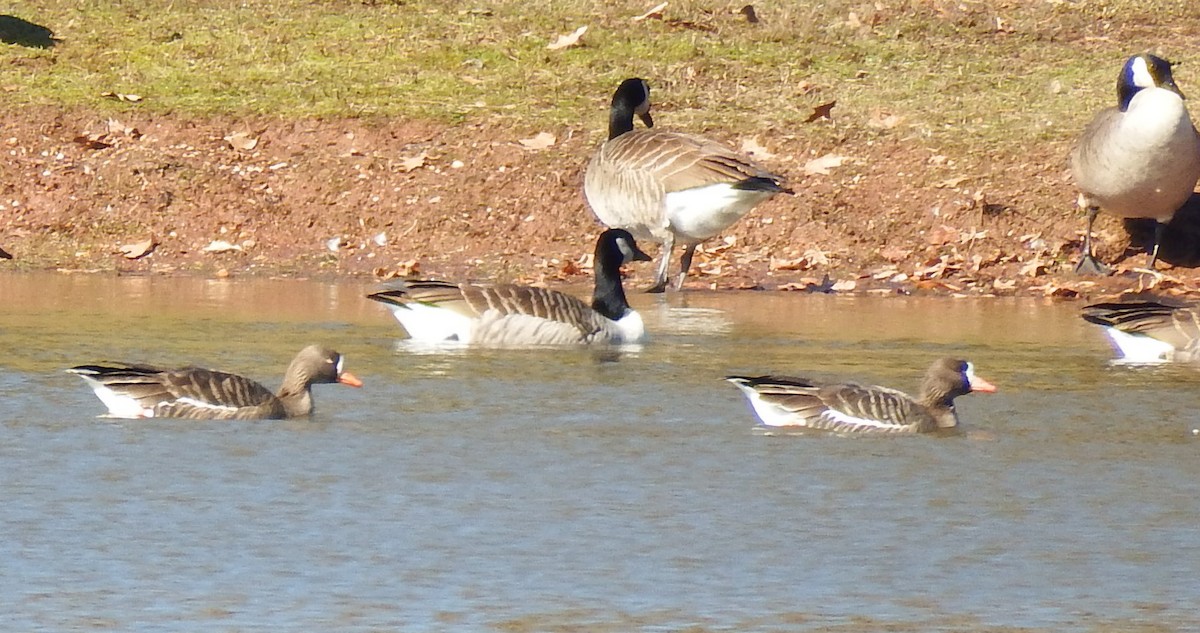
[1,273,1196,632]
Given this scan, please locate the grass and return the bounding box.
[5,0,1200,156]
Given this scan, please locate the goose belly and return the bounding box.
[665,184,774,242]
[1078,91,1200,219]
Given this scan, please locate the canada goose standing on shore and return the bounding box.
[367,229,651,346]
[1071,53,1200,274]
[584,78,792,292]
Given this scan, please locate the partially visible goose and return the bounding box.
[726,358,996,434]
[1081,300,1200,362]
[584,78,792,292]
[1071,53,1200,274]
[67,344,363,420]
[367,228,651,346]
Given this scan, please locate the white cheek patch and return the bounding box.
[1130,56,1155,88]
[335,355,344,375]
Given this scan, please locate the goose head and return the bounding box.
[607,78,654,139]
[1119,53,1184,111]
[597,228,652,270]
[920,358,997,428]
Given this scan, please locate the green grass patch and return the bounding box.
[5,0,1200,155]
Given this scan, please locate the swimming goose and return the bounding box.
[366,228,651,346]
[1071,53,1200,274]
[726,358,996,434]
[1081,300,1200,362]
[67,344,363,420]
[584,78,792,292]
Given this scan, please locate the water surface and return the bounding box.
[1,273,1196,632]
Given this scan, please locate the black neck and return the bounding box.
[608,105,635,140]
[591,259,631,320]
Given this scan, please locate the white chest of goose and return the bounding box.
[584,78,791,292]
[1071,53,1200,273]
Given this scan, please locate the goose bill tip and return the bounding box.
[338,372,364,388]
[969,376,997,393]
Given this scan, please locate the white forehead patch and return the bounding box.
[1129,56,1155,88]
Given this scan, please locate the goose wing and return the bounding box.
[68,364,280,419]
[598,130,787,193]
[727,375,927,433]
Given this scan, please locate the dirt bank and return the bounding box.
[3,106,1200,299]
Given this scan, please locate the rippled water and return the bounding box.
[1,273,1196,632]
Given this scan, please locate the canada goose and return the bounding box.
[1071,53,1200,274]
[67,344,363,419]
[1081,300,1200,362]
[584,78,792,292]
[367,228,651,346]
[726,358,996,434]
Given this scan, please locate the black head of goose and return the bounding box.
[726,358,997,434]
[366,228,652,346]
[1082,299,1200,362]
[583,77,792,293]
[1070,53,1200,275]
[68,344,363,420]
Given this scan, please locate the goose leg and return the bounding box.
[1148,221,1166,269]
[647,235,673,293]
[676,243,697,290]
[1075,205,1111,275]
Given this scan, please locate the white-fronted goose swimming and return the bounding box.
[726,358,996,434]
[1071,53,1200,274]
[1082,300,1200,362]
[367,228,651,346]
[584,78,791,292]
[68,344,363,419]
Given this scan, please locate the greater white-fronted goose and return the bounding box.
[1081,300,1200,362]
[68,344,363,419]
[726,358,996,434]
[1071,53,1200,274]
[367,228,651,346]
[584,78,792,293]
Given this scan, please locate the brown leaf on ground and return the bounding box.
[739,5,759,23]
[100,92,143,103]
[803,153,845,176]
[224,131,258,151]
[867,111,904,129]
[633,2,668,21]
[119,237,157,259]
[398,152,428,172]
[107,118,141,139]
[805,101,836,123]
[518,132,556,151]
[547,25,587,50]
[739,137,774,160]
[73,133,112,150]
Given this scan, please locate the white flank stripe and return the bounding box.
[1104,327,1174,363]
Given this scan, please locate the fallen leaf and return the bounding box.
[73,134,112,150]
[398,152,427,172]
[100,92,143,103]
[202,240,242,254]
[107,118,141,138]
[830,279,857,292]
[518,131,557,150]
[803,153,846,176]
[739,4,759,23]
[119,237,156,260]
[224,131,258,151]
[805,100,836,123]
[867,111,903,129]
[633,2,668,21]
[739,137,774,160]
[547,25,587,51]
